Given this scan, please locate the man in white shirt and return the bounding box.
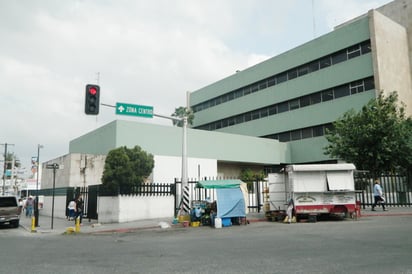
[372,179,387,211]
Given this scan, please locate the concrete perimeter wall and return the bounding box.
[98,195,175,223]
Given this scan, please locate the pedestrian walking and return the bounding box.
[372,179,387,211]
[25,196,34,218]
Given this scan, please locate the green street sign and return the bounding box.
[115,102,154,118]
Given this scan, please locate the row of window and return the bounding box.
[195,77,374,131]
[192,40,371,113]
[262,123,333,142]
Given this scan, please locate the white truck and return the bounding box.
[266,164,359,222]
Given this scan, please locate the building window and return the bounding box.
[221,94,228,103]
[350,80,364,94]
[364,77,375,90]
[291,129,301,141]
[259,81,268,90]
[276,73,287,84]
[243,86,251,96]
[331,50,347,64]
[313,125,324,137]
[251,110,260,120]
[235,115,244,124]
[347,45,361,59]
[308,61,320,72]
[298,65,309,76]
[361,41,371,54]
[321,89,334,101]
[267,77,276,87]
[250,84,259,93]
[319,56,331,68]
[260,108,268,118]
[287,69,298,80]
[301,127,312,139]
[278,101,289,113]
[310,93,321,104]
[289,99,300,110]
[268,106,277,115]
[324,123,334,134]
[300,95,311,107]
[234,89,243,98]
[334,85,350,98]
[279,132,291,142]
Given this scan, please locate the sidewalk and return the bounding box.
[20,207,412,235]
[19,214,177,235]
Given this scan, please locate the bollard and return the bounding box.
[75,217,80,233]
[31,216,37,232]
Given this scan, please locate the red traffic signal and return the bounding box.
[85,84,100,115]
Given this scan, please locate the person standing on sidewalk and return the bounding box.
[67,199,76,221]
[75,195,84,224]
[372,179,387,211]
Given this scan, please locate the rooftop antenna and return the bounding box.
[312,0,317,38]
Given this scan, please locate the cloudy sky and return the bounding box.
[0,0,392,175]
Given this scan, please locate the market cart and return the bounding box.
[197,179,248,226]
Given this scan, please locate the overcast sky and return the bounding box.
[0,0,392,175]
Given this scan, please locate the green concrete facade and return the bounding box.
[190,3,412,164]
[70,120,289,166]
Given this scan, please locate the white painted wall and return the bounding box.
[98,195,175,223]
[41,196,67,219]
[42,154,106,189]
[153,155,217,183]
[40,195,175,224]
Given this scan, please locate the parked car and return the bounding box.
[0,196,20,228]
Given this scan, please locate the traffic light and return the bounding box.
[85,84,100,115]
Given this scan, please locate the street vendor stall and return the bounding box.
[197,179,248,227]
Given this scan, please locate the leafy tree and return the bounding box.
[324,91,412,178]
[239,168,265,191]
[101,146,154,194]
[171,106,194,127]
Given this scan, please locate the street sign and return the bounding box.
[115,102,153,118]
[46,163,59,169]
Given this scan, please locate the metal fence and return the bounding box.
[354,172,412,208]
[174,178,265,213]
[99,183,174,196]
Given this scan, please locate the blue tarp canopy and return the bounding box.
[216,188,246,218]
[197,179,246,218]
[197,179,243,189]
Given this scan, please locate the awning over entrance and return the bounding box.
[197,179,243,189]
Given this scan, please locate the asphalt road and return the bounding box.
[0,215,411,274]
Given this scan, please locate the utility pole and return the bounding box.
[34,144,43,227]
[1,143,15,195]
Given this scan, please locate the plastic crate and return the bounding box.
[222,218,232,227]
